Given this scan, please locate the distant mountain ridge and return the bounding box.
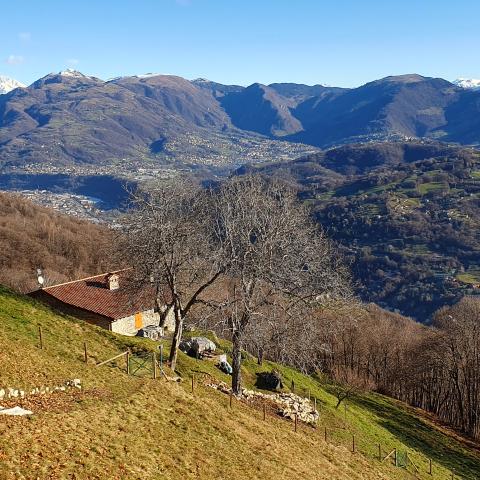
[2,71,480,169]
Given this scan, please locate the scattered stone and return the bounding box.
[206,380,319,425]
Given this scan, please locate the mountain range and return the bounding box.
[2,71,480,169]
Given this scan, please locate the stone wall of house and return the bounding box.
[162,305,176,332]
[111,309,160,336]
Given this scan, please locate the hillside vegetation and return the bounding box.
[243,141,480,319]
[1,286,479,479]
[0,192,114,292]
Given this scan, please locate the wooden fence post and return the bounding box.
[83,342,88,364]
[159,345,163,372]
[152,352,157,379]
[191,374,195,394]
[352,434,355,453]
[324,426,327,442]
[126,350,130,374]
[313,397,317,412]
[263,403,266,421]
[38,325,44,350]
[291,379,295,393]
[429,458,432,475]
[394,448,397,467]
[378,444,382,461]
[294,414,298,432]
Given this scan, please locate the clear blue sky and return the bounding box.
[1,0,479,87]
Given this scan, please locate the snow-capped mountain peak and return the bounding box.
[0,75,26,94]
[59,69,92,79]
[453,78,480,90]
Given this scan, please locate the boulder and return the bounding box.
[181,337,216,358]
[255,370,283,391]
[179,339,193,353]
[191,337,216,356]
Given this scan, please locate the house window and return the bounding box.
[135,312,143,329]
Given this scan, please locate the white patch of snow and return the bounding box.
[108,73,174,82]
[0,75,26,94]
[58,69,103,81]
[136,72,166,78]
[453,78,480,90]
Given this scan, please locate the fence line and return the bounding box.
[34,326,467,480]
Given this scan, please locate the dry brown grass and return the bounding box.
[1,286,478,480]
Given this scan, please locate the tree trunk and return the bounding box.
[159,304,173,329]
[169,307,183,371]
[232,329,243,395]
[257,347,264,366]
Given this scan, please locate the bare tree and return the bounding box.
[209,175,351,394]
[119,180,225,370]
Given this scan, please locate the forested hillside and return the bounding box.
[0,192,114,292]
[242,141,480,319]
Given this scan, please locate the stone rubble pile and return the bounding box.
[0,378,82,401]
[206,380,319,425]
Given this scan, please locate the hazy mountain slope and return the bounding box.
[290,75,461,147]
[111,74,230,128]
[0,72,190,166]
[220,83,304,136]
[0,71,313,169]
[192,77,244,97]
[268,82,344,101]
[2,71,480,171]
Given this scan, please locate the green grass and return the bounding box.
[456,271,480,285]
[417,182,447,195]
[1,286,479,479]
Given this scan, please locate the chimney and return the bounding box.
[107,273,119,291]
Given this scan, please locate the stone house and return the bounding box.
[30,269,175,336]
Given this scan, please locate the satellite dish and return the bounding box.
[36,268,45,287]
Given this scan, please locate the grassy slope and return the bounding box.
[0,286,479,480]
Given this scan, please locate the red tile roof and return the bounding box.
[38,269,155,320]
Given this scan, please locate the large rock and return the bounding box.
[190,337,216,357]
[256,370,283,391]
[180,337,216,358]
